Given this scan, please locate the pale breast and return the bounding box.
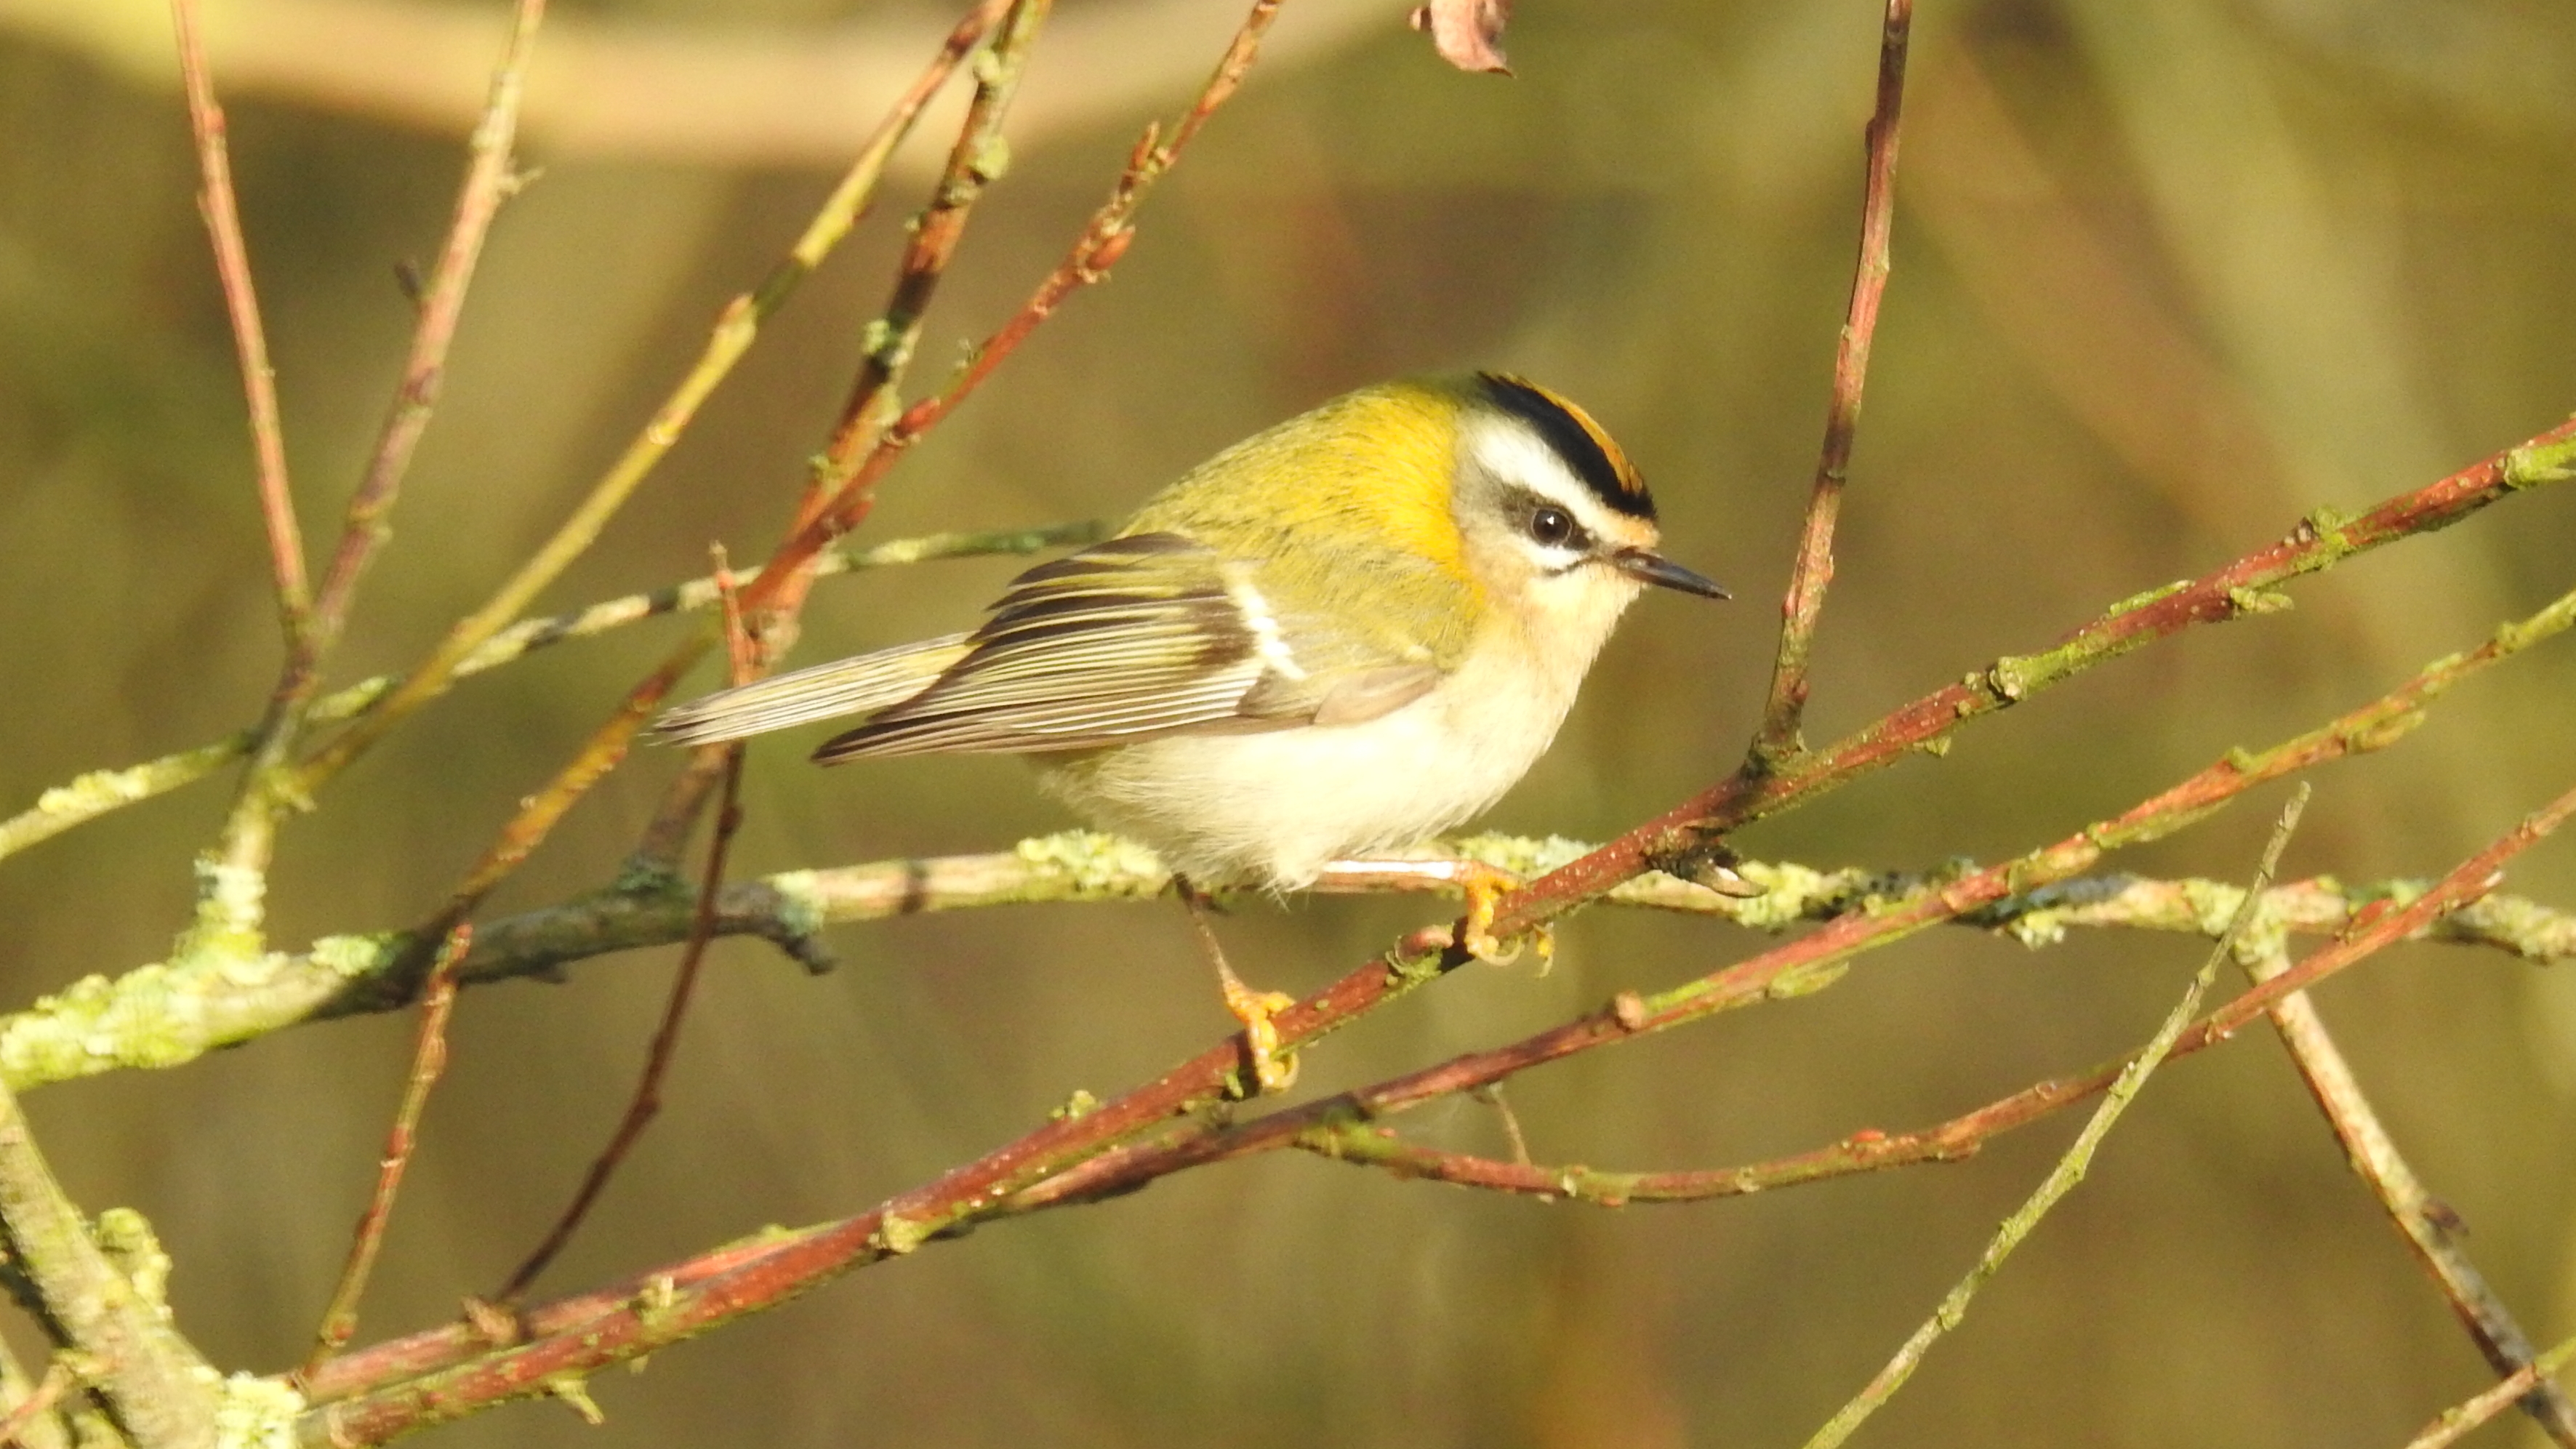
[1038,634,1586,888]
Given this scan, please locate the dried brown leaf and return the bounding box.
[1408,0,1513,76]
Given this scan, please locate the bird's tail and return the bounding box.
[653,635,973,747]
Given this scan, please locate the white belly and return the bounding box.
[1038,638,1584,888]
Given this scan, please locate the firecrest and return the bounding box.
[656,372,1725,888]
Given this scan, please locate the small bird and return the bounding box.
[658,373,1725,1087]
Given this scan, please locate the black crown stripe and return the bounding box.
[1473,373,1653,521]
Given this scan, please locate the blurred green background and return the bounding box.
[4,0,2575,1443]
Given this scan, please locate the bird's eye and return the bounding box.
[1528,505,1577,548]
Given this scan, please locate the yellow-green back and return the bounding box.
[1123,380,1484,667]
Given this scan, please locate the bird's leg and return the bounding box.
[1173,875,1297,1096]
[1314,856,1536,964]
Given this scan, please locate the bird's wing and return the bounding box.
[814,531,1437,760]
[654,635,974,746]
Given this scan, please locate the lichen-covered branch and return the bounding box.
[4,824,2565,1098]
[0,1078,217,1447]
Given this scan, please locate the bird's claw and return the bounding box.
[1218,971,1299,1096]
[1456,860,1527,963]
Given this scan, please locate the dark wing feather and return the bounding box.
[813,531,1424,760]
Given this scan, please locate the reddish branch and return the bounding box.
[499,568,758,1302]
[295,768,2576,1442]
[301,926,474,1377]
[815,0,1054,486]
[1014,598,2576,1207]
[1753,0,1911,766]
[633,0,1055,864]
[300,0,546,663]
[170,0,309,641]
[1482,420,2576,946]
[295,546,2576,1440]
[1051,781,2576,1223]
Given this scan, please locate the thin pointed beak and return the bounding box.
[1613,548,1729,600]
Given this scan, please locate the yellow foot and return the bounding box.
[1173,872,1297,1096]
[1454,859,1527,963]
[1309,856,1537,964]
[1216,963,1299,1096]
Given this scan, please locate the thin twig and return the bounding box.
[377,0,1284,999]
[0,520,1102,867]
[178,0,547,966]
[630,0,1056,868]
[498,566,755,1301]
[290,0,1011,800]
[817,0,1051,487]
[2243,945,2576,1444]
[496,773,739,1301]
[300,924,475,1378]
[1751,0,1911,768]
[745,0,1287,608]
[302,0,546,657]
[2402,1335,2576,1449]
[169,0,308,643]
[0,1358,73,1449]
[1801,785,2309,1448]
